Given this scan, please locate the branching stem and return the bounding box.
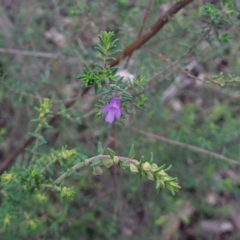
[55,155,138,184]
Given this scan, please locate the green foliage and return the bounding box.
[128,161,180,195]
[202,1,238,24]
[208,72,240,87]
[95,31,121,62]
[0,29,180,238]
[0,0,240,239]
[78,31,148,122]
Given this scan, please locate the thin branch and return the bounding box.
[109,0,194,67]
[137,0,154,37]
[55,155,138,184]
[0,79,79,103]
[130,127,240,166]
[0,47,61,59]
[124,0,153,68]
[133,26,211,97]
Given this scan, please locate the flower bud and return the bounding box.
[129,164,139,173]
[92,166,103,176]
[113,156,119,164]
[102,159,114,168]
[142,162,151,171]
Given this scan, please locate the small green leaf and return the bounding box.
[156,179,162,189]
[150,152,154,163]
[128,144,135,158]
[167,186,175,195]
[119,161,129,169]
[97,142,104,155]
[164,165,172,172]
[90,159,101,167]
[107,148,116,159]
[39,136,47,145]
[27,132,38,138]
[31,119,40,123]
[153,164,166,173]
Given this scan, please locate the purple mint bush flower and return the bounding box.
[101,97,121,123]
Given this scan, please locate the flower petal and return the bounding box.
[115,108,121,120]
[105,110,115,123]
[101,104,111,114]
[110,98,121,108]
[101,97,122,124]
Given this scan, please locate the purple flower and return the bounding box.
[101,97,121,123]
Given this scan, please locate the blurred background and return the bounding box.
[0,0,240,239]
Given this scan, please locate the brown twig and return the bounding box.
[124,0,153,69]
[133,29,207,98]
[109,0,194,67]
[0,79,79,103]
[0,47,61,59]
[129,127,240,166]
